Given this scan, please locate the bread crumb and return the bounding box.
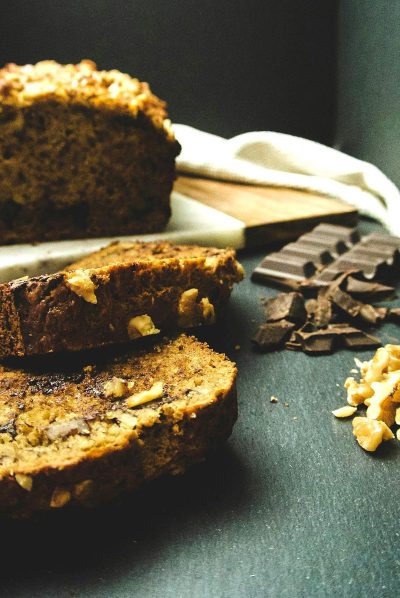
[234,344,241,351]
[284,402,289,408]
[270,396,278,403]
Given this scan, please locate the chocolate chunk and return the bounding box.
[329,287,361,318]
[345,277,395,301]
[341,329,381,349]
[295,329,336,353]
[293,325,381,354]
[252,320,296,351]
[262,292,306,324]
[329,286,387,325]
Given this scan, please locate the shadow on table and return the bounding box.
[0,443,256,588]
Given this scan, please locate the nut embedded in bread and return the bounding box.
[0,59,180,243]
[0,241,244,358]
[0,334,237,517]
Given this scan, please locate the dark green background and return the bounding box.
[337,1,400,188]
[1,1,398,186]
[2,220,400,598]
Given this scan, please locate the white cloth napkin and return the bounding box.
[173,124,400,235]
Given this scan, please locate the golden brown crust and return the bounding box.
[0,335,237,517]
[0,59,171,134]
[0,242,244,358]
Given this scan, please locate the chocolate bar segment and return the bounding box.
[311,223,360,245]
[252,254,316,282]
[252,223,400,287]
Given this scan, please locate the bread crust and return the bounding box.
[0,242,244,358]
[0,335,237,517]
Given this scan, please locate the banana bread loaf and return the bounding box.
[0,241,244,358]
[0,334,237,517]
[0,59,180,243]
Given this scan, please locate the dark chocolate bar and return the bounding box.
[252,223,400,287]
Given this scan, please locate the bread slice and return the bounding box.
[0,334,237,518]
[0,60,180,243]
[0,241,243,358]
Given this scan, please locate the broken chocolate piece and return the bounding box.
[329,287,361,317]
[292,325,381,354]
[329,286,387,326]
[262,292,306,324]
[345,277,396,302]
[252,320,296,351]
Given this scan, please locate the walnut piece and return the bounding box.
[345,377,373,407]
[127,314,160,340]
[126,381,164,408]
[103,377,128,398]
[73,479,94,500]
[200,297,216,324]
[50,487,71,508]
[332,406,357,418]
[15,473,33,491]
[366,371,400,426]
[65,269,97,304]
[177,288,199,327]
[352,417,394,452]
[46,417,90,441]
[177,289,216,327]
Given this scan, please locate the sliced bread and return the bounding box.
[0,334,237,517]
[0,241,243,358]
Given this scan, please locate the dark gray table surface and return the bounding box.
[2,220,400,598]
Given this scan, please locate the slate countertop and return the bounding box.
[3,220,400,598]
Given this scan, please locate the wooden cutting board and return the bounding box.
[174,175,358,247]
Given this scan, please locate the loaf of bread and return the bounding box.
[0,241,244,358]
[0,334,237,517]
[0,60,180,243]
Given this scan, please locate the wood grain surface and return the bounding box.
[174,175,358,246]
